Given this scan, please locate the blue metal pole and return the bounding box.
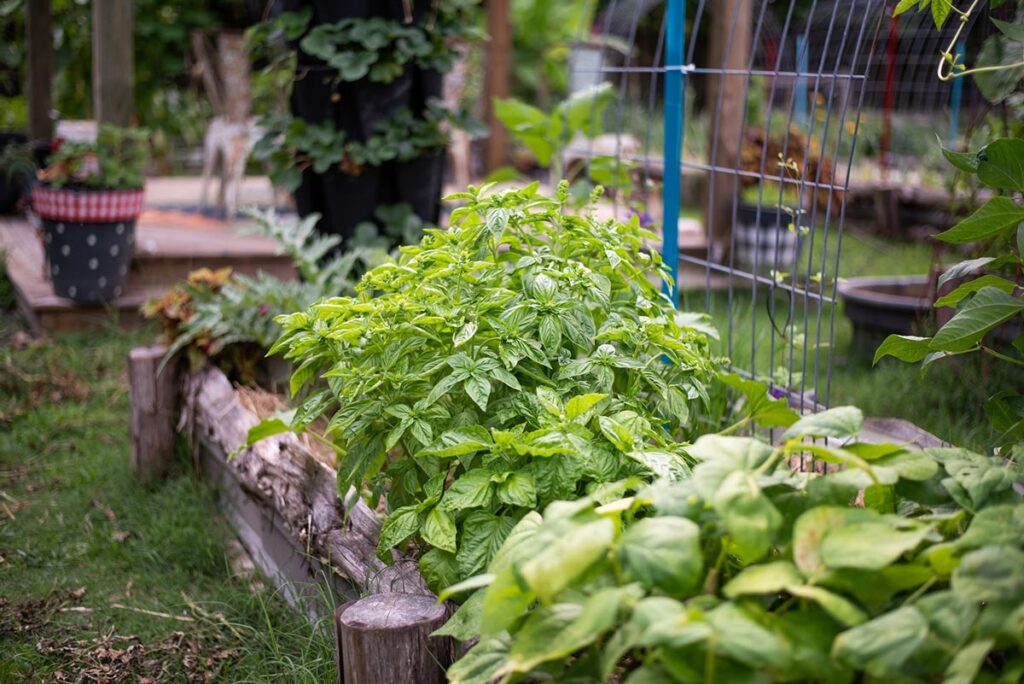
[795,35,808,128]
[949,39,965,147]
[662,0,686,306]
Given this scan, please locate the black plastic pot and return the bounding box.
[838,276,932,357]
[734,202,804,272]
[42,218,136,304]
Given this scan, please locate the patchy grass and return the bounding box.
[0,328,336,682]
[685,226,1015,450]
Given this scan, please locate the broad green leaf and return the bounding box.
[429,426,494,458]
[954,505,1024,552]
[992,17,1024,42]
[496,472,537,508]
[617,517,703,596]
[454,321,478,347]
[375,504,420,561]
[713,470,783,564]
[892,0,920,17]
[873,335,932,365]
[418,548,460,595]
[626,450,691,481]
[930,287,1024,352]
[936,197,1024,244]
[432,589,484,641]
[446,633,511,684]
[245,412,296,446]
[503,586,630,675]
[706,602,792,670]
[519,517,615,603]
[438,573,497,602]
[464,375,492,411]
[915,590,977,648]
[786,585,867,627]
[793,507,877,576]
[934,274,1018,308]
[489,511,543,574]
[557,82,613,137]
[421,505,457,553]
[565,393,608,422]
[819,521,932,571]
[871,450,940,481]
[723,561,803,598]
[832,606,928,676]
[944,639,995,684]
[480,566,534,636]
[951,545,1024,604]
[458,511,520,577]
[783,406,863,440]
[976,137,1024,192]
[937,256,996,288]
[931,0,953,27]
[720,373,799,428]
[442,469,495,512]
[942,145,980,173]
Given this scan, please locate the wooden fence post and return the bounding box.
[336,593,453,684]
[128,345,179,481]
[26,0,53,141]
[92,0,134,126]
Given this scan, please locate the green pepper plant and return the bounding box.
[259,182,722,591]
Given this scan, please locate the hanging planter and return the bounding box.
[33,185,144,303]
[28,126,150,305]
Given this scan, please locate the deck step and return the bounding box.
[1,203,295,336]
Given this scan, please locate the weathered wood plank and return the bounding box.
[128,345,179,481]
[182,365,431,597]
[92,0,134,126]
[26,0,53,141]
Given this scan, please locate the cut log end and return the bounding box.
[337,593,453,684]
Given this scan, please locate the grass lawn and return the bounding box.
[0,324,335,682]
[684,224,1020,450]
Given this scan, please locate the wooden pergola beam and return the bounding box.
[92,0,134,126]
[484,0,511,172]
[26,0,53,140]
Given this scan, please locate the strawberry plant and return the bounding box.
[265,182,721,590]
[442,402,1024,683]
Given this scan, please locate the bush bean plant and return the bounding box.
[266,182,722,590]
[442,406,1024,683]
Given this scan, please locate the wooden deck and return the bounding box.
[1,177,296,335]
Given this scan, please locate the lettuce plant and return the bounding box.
[267,182,720,589]
[443,403,1024,683]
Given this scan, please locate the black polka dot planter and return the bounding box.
[31,184,145,304]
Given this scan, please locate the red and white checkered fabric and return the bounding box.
[31,185,145,222]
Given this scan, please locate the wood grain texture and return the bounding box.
[182,365,431,596]
[26,0,53,141]
[128,345,180,481]
[336,594,453,684]
[92,0,134,126]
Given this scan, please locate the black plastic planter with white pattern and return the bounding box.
[41,218,135,303]
[32,184,144,304]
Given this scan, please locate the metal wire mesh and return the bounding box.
[558,0,993,412]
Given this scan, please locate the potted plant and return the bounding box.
[31,125,149,304]
[735,181,807,272]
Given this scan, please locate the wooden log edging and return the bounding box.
[128,345,180,481]
[181,365,431,597]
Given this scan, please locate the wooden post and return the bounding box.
[484,0,511,172]
[705,0,753,262]
[336,594,453,684]
[92,0,134,126]
[128,345,179,481]
[26,0,53,140]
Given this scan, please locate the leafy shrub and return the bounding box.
[145,210,384,379]
[268,182,721,590]
[443,405,1024,684]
